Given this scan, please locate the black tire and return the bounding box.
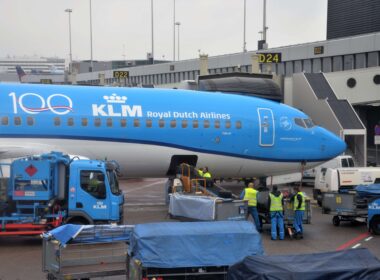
[370,217,380,235]
[317,200,322,207]
[47,273,56,280]
[332,216,340,226]
[67,217,89,225]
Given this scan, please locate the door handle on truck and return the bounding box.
[76,202,83,208]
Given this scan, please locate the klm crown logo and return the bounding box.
[103,93,127,104]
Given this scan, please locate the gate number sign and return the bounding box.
[258,53,282,63]
[113,71,129,79]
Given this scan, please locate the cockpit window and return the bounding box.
[294,118,306,128]
[304,118,315,128]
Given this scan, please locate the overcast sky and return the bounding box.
[0,0,327,62]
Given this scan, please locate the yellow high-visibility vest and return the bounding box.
[198,170,211,178]
[269,193,283,212]
[244,188,258,207]
[293,192,306,211]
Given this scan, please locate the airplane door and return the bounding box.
[258,108,275,146]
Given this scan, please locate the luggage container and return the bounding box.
[42,224,133,280]
[127,221,263,280]
[322,192,369,226]
[169,193,247,221]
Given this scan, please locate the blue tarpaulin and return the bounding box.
[42,224,133,246]
[228,248,380,280]
[128,221,263,268]
[356,184,380,197]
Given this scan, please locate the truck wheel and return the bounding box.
[370,217,380,235]
[67,217,89,225]
[47,273,56,280]
[332,216,340,226]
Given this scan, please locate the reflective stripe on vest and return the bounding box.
[244,188,258,207]
[294,192,306,211]
[269,193,283,212]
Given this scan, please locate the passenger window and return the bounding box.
[14,117,21,126]
[1,116,9,125]
[170,120,176,128]
[106,118,113,127]
[181,120,188,128]
[120,119,127,127]
[67,118,74,126]
[193,120,199,128]
[235,121,242,129]
[159,119,165,128]
[94,118,101,127]
[214,120,220,129]
[225,120,231,129]
[204,120,210,128]
[82,118,88,127]
[27,117,34,126]
[54,117,60,126]
[134,119,140,127]
[80,170,106,199]
[348,158,354,167]
[294,118,306,128]
[146,119,152,128]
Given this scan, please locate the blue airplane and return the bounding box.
[0,83,346,178]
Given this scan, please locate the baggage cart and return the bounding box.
[42,224,133,280]
[169,193,248,221]
[322,192,368,226]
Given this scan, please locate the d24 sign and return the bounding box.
[258,53,282,63]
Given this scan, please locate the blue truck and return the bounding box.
[0,152,124,236]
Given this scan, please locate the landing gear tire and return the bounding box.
[370,217,380,235]
[332,215,340,226]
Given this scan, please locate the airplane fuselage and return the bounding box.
[0,83,346,178]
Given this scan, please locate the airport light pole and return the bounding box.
[64,8,73,73]
[262,0,268,48]
[173,0,176,61]
[151,0,154,64]
[89,0,94,72]
[175,22,181,61]
[243,0,247,52]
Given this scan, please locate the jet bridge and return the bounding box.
[292,73,366,166]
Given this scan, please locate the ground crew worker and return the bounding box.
[268,185,284,240]
[291,186,306,239]
[197,167,213,188]
[240,180,262,232]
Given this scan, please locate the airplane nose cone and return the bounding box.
[321,130,346,158]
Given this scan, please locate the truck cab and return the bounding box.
[67,160,124,224]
